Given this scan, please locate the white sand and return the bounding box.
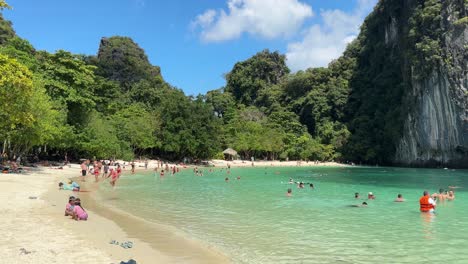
[0,168,112,264]
[0,165,230,264]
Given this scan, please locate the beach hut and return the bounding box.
[223,148,237,160]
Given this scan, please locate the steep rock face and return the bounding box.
[395,0,467,167]
[96,36,161,89]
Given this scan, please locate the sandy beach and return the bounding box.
[0,165,229,264]
[0,160,345,263]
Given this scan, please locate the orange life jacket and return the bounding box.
[420,195,434,212]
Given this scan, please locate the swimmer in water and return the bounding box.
[309,183,314,189]
[432,188,446,202]
[286,188,292,197]
[225,177,229,182]
[394,194,405,202]
[289,178,294,184]
[298,182,304,189]
[237,176,240,180]
[355,192,360,199]
[447,190,455,201]
[368,192,375,199]
[350,202,368,207]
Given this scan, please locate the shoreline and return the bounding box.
[209,159,348,168]
[44,165,231,264]
[1,161,348,263]
[0,167,113,263]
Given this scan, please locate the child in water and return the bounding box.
[72,198,88,221]
[287,188,292,197]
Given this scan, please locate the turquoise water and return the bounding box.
[98,166,468,263]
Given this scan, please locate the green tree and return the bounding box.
[0,54,34,139]
[225,49,289,105]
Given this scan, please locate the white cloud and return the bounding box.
[191,0,313,42]
[286,0,377,71]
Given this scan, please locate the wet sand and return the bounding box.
[43,165,230,264]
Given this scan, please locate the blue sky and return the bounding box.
[3,0,377,95]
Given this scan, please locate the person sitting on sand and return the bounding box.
[368,192,375,199]
[72,198,88,221]
[286,188,292,197]
[394,194,405,202]
[65,196,75,216]
[447,190,455,201]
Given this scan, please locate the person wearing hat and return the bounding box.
[368,192,375,199]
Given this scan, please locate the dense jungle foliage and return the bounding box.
[0,0,462,164]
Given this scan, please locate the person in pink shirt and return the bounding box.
[65,196,75,216]
[110,168,119,188]
[72,198,88,221]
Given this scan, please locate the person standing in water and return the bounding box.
[447,190,456,201]
[286,188,292,197]
[420,190,436,213]
[432,188,446,202]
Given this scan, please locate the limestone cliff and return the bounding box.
[344,0,467,167]
[394,0,467,167]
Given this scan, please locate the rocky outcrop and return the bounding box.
[395,0,468,167]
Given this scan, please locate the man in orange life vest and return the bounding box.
[420,190,436,213]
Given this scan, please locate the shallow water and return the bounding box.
[98,166,468,263]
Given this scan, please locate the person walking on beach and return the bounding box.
[109,168,119,188]
[144,160,148,170]
[80,162,87,182]
[94,164,100,182]
[103,162,109,178]
[131,161,135,174]
[420,190,436,213]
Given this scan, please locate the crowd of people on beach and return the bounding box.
[59,159,185,221]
